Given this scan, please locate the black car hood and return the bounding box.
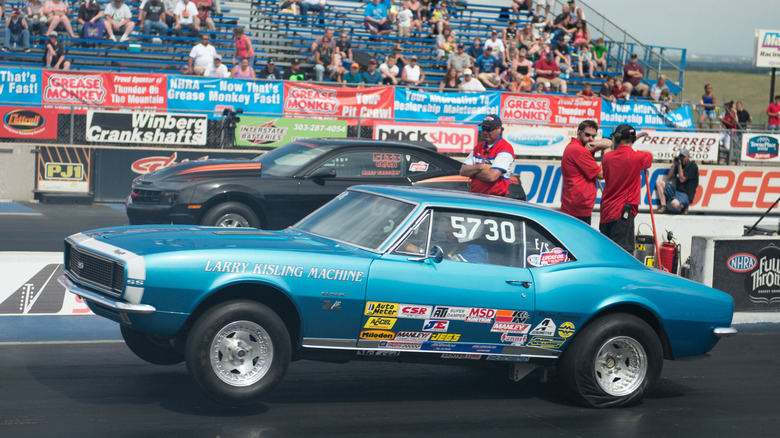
[134,158,263,184]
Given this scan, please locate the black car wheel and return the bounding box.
[185,300,291,405]
[558,313,663,408]
[120,325,184,365]
[201,202,260,228]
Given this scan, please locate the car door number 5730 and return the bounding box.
[450,216,516,243]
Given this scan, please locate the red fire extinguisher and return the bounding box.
[659,231,680,274]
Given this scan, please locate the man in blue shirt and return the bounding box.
[474,46,500,88]
[365,0,392,37]
[362,58,383,85]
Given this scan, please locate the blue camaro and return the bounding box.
[59,185,736,408]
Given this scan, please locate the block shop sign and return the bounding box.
[372,121,478,153]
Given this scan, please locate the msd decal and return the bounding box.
[727,253,758,273]
[465,308,496,323]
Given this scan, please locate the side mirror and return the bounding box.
[408,245,444,263]
[307,167,337,179]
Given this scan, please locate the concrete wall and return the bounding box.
[0,143,37,202]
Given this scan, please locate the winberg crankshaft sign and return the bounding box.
[86,111,207,146]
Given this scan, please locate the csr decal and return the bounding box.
[398,305,432,319]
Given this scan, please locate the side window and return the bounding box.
[320,151,406,178]
[405,153,441,176]
[524,220,574,268]
[429,210,525,267]
[393,214,430,256]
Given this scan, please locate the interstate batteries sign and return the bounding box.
[86,111,207,146]
[235,117,347,148]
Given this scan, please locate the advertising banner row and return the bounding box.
[35,144,780,214]
[0,68,695,129]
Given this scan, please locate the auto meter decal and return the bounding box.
[365,302,398,316]
[727,253,758,273]
[744,245,780,305]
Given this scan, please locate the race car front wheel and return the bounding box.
[121,325,184,365]
[185,300,291,405]
[201,202,261,228]
[558,313,663,408]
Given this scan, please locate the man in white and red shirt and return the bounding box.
[460,114,515,196]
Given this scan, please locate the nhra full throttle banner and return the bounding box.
[500,93,601,127]
[85,110,207,146]
[41,71,167,113]
[283,82,394,125]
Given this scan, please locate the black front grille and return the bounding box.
[131,189,175,205]
[66,243,125,295]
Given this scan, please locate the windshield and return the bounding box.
[253,142,329,176]
[294,190,417,250]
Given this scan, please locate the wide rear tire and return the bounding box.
[558,313,663,408]
[185,300,291,405]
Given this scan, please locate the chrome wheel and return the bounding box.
[210,320,273,387]
[216,213,250,227]
[594,336,648,397]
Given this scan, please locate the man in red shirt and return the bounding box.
[533,51,567,93]
[460,114,515,196]
[599,124,652,252]
[767,95,780,132]
[560,119,612,224]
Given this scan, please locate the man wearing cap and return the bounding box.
[560,119,612,225]
[284,59,307,81]
[447,42,471,75]
[623,54,649,98]
[474,46,500,89]
[460,68,485,92]
[533,51,566,93]
[654,148,699,214]
[257,58,283,80]
[341,62,363,85]
[401,55,424,87]
[42,31,70,69]
[460,115,515,197]
[207,54,230,78]
[362,58,382,85]
[599,124,653,252]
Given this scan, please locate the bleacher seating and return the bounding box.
[0,0,685,97]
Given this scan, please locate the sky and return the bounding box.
[516,0,777,57]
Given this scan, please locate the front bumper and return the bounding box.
[58,274,156,315]
[125,202,200,225]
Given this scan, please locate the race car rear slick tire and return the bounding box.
[120,325,184,366]
[201,202,260,228]
[558,313,663,408]
[185,300,291,406]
